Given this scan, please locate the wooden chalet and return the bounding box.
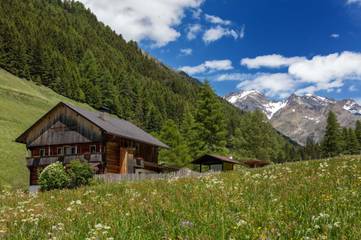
[16,102,169,185]
[192,154,239,172]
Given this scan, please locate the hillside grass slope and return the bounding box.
[0,69,91,189]
[1,155,361,239]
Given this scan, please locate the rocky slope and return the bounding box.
[225,90,361,145]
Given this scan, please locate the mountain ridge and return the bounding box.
[225,90,361,145]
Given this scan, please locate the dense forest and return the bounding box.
[0,0,299,165]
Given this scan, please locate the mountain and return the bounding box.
[226,90,361,145]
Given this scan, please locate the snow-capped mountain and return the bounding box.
[225,90,361,145]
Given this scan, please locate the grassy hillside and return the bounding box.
[0,68,92,189]
[1,155,361,239]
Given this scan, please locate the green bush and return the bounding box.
[39,162,70,191]
[66,160,94,188]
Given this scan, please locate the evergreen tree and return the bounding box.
[180,108,198,158]
[356,120,361,145]
[194,81,228,156]
[340,128,349,154]
[158,120,191,167]
[303,137,321,160]
[321,111,342,157]
[347,128,359,155]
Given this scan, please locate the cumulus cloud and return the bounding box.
[237,73,296,98]
[179,60,233,75]
[241,54,306,69]
[79,0,204,47]
[186,24,202,40]
[202,25,243,43]
[236,51,361,97]
[289,52,361,84]
[180,48,193,56]
[330,33,340,38]
[204,14,232,25]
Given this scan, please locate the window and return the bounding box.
[57,147,64,156]
[71,146,77,155]
[90,145,96,154]
[65,146,77,155]
[40,148,46,157]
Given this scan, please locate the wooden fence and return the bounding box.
[95,169,217,183]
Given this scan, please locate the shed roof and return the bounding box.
[16,102,169,148]
[191,154,240,165]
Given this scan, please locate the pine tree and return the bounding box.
[356,120,361,145]
[158,120,191,167]
[194,81,228,156]
[180,108,198,158]
[321,111,342,157]
[340,128,349,154]
[347,128,360,155]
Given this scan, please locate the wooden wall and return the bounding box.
[104,136,160,174]
[20,104,103,146]
[105,141,121,173]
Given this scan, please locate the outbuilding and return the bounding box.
[191,154,239,172]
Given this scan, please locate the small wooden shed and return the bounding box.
[191,154,239,172]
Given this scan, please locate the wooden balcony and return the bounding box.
[26,153,103,167]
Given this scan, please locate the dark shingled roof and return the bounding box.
[16,102,169,148]
[191,154,240,164]
[62,102,169,148]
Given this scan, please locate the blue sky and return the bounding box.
[80,0,361,102]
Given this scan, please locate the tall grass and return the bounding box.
[1,155,361,239]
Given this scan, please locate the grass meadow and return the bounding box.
[1,155,361,239]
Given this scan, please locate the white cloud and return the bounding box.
[289,52,361,84]
[237,51,361,97]
[347,0,361,5]
[237,73,296,98]
[180,48,193,56]
[79,0,204,47]
[202,25,242,43]
[204,14,231,25]
[330,33,340,38]
[241,54,306,69]
[186,24,202,40]
[215,72,266,81]
[355,98,361,105]
[179,60,233,75]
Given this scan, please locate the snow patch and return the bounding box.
[304,94,335,105]
[343,100,361,115]
[264,100,288,119]
[227,90,260,104]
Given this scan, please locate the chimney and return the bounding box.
[98,106,110,121]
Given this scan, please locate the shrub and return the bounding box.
[39,162,70,191]
[66,160,94,188]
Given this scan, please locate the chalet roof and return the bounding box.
[191,154,240,165]
[63,102,169,148]
[16,102,169,148]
